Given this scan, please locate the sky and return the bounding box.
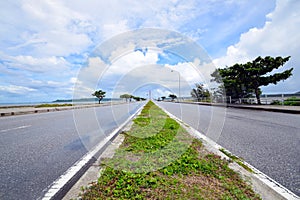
[0,0,299,103]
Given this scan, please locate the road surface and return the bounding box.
[0,102,144,200]
[157,102,300,196]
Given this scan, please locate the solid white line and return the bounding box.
[0,125,32,133]
[42,103,145,200]
[156,102,300,200]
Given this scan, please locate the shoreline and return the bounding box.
[0,100,124,109]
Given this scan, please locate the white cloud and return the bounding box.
[1,0,94,57]
[0,85,36,94]
[72,57,107,98]
[72,50,160,98]
[109,50,160,75]
[0,0,284,102]
[3,54,70,73]
[63,0,198,34]
[213,0,300,93]
[214,0,300,65]
[102,20,130,40]
[72,27,220,99]
[111,64,188,98]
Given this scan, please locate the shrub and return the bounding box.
[284,97,300,106]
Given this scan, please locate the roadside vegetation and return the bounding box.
[92,89,106,104]
[35,103,72,108]
[271,97,300,106]
[219,149,253,173]
[211,56,293,104]
[78,101,260,199]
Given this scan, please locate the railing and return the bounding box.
[191,94,300,106]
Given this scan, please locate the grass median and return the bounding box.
[78,101,260,199]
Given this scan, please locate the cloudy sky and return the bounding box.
[0,0,299,103]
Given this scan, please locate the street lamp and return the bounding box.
[171,70,180,102]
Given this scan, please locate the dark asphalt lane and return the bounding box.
[0,102,144,200]
[157,102,300,196]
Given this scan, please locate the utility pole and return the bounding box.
[171,70,180,102]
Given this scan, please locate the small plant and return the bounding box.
[220,148,253,173]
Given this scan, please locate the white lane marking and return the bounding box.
[156,102,300,200]
[0,125,32,133]
[42,103,146,200]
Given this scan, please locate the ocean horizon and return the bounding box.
[0,98,124,107]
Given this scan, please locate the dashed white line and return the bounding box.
[0,125,32,133]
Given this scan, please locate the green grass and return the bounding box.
[34,103,73,108]
[284,97,300,106]
[219,148,253,173]
[271,97,300,106]
[79,101,260,199]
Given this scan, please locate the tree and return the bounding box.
[169,94,177,101]
[211,66,255,102]
[161,96,166,101]
[92,90,106,104]
[191,83,210,102]
[120,94,133,102]
[132,96,141,101]
[212,56,293,104]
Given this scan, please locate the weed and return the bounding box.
[220,148,253,173]
[79,101,260,199]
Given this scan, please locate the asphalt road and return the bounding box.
[0,102,144,200]
[157,102,300,196]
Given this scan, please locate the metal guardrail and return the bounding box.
[191,94,300,106]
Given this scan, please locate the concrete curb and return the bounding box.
[0,105,98,117]
[40,103,145,200]
[62,134,126,200]
[177,101,300,114]
[0,102,126,117]
[157,102,299,200]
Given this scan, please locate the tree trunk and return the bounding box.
[255,88,261,105]
[98,99,101,104]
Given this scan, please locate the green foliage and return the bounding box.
[132,96,141,101]
[35,103,72,108]
[80,101,260,199]
[120,94,133,102]
[120,94,145,102]
[270,100,281,105]
[92,89,106,104]
[284,97,300,106]
[219,149,253,173]
[191,83,210,102]
[286,97,300,101]
[271,97,300,106]
[212,56,293,104]
[169,94,177,101]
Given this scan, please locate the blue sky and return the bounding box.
[0,0,299,103]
